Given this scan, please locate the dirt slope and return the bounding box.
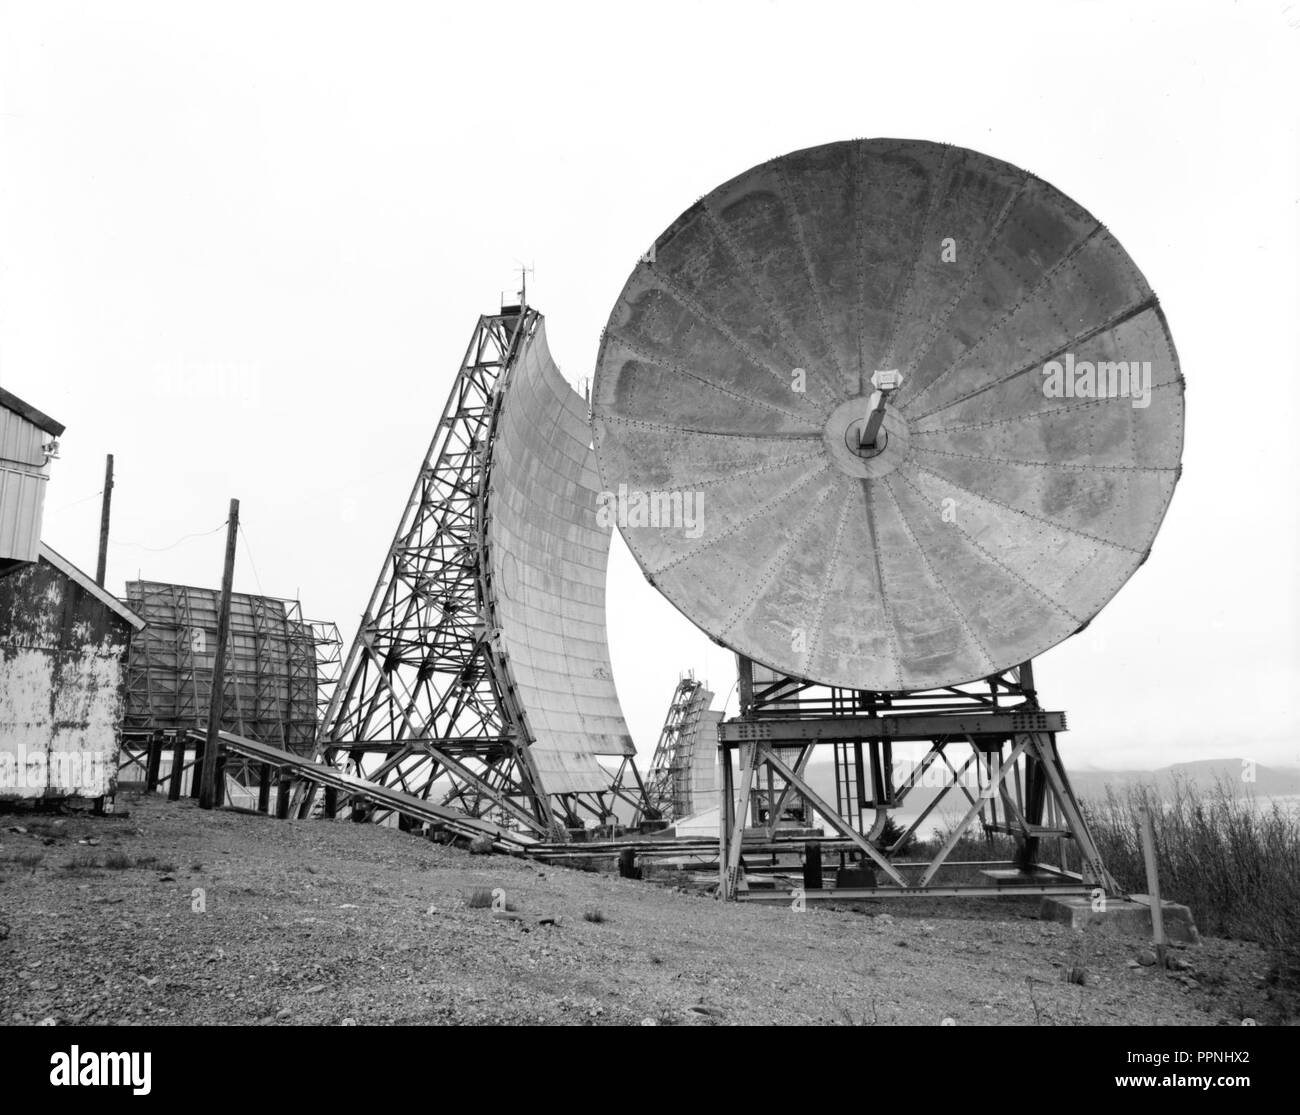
[0,792,1287,1026]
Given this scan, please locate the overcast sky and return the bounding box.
[3,0,1297,772]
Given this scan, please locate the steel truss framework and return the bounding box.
[718,657,1118,901]
[634,674,708,826]
[554,754,649,835]
[315,309,641,839]
[308,620,343,725]
[119,583,339,789]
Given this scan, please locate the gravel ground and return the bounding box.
[0,792,1289,1026]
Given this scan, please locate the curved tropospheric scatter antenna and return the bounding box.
[591,138,1185,692]
[322,308,642,839]
[487,319,637,796]
[637,675,722,826]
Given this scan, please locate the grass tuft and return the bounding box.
[1082,776,1300,986]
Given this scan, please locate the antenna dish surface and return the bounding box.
[591,139,1184,691]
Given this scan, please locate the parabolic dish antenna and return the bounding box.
[592,139,1184,692]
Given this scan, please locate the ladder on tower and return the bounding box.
[833,741,861,832]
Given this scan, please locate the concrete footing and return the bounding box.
[1040,893,1201,945]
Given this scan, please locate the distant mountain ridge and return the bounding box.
[794,756,1300,815]
[1065,759,1300,801]
[605,757,1300,829]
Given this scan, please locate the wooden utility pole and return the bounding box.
[199,498,239,810]
[95,454,114,587]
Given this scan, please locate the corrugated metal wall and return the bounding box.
[0,558,132,801]
[0,406,51,568]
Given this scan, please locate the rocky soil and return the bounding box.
[0,792,1291,1026]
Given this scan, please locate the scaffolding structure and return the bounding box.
[123,582,330,750]
[309,619,344,727]
[119,582,340,789]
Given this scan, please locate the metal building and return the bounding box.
[0,388,63,575]
[0,544,144,804]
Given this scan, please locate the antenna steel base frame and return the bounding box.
[717,657,1118,902]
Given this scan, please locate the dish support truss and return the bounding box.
[718,658,1118,901]
[314,308,644,840]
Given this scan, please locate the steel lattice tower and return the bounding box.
[317,309,558,838]
[635,675,719,826]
